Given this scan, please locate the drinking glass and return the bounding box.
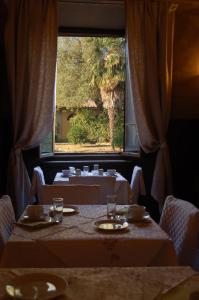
[52,198,63,222]
[69,166,75,175]
[83,165,89,175]
[99,168,104,176]
[106,195,117,219]
[93,164,99,175]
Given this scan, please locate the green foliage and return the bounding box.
[56,36,125,147]
[67,110,109,144]
[56,36,125,110]
[67,126,88,144]
[112,111,124,149]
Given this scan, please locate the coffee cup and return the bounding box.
[69,166,75,174]
[76,169,81,176]
[99,168,104,176]
[26,205,44,220]
[62,169,70,177]
[107,169,116,176]
[128,204,145,221]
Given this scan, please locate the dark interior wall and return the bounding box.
[169,4,199,207]
[0,0,12,196]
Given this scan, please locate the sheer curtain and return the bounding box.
[126,0,177,210]
[4,0,57,217]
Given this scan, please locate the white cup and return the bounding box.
[76,169,81,176]
[83,165,89,174]
[128,204,145,221]
[69,166,75,174]
[107,169,116,176]
[99,168,104,176]
[26,205,44,220]
[62,169,70,177]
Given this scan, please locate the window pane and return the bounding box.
[55,36,125,153]
[124,51,139,152]
[40,132,53,155]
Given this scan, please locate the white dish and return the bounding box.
[49,205,79,216]
[63,205,79,215]
[95,219,128,232]
[61,174,69,178]
[17,217,59,230]
[21,215,47,222]
[5,272,67,299]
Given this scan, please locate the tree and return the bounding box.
[56,37,100,109]
[81,37,125,146]
[56,36,125,147]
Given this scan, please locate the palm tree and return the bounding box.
[83,37,125,147]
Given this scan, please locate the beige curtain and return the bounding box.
[126,0,177,210]
[4,0,57,217]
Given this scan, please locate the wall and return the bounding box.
[169,4,199,207]
[0,0,12,195]
[172,4,199,119]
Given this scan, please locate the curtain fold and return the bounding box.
[4,0,57,217]
[126,0,176,210]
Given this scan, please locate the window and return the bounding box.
[41,34,139,156]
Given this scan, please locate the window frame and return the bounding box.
[40,27,139,158]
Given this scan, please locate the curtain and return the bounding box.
[4,0,57,217]
[126,0,177,210]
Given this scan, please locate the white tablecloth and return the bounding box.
[0,267,198,300]
[53,172,132,204]
[0,205,177,268]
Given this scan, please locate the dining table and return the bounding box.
[0,205,177,268]
[0,266,198,300]
[53,172,132,204]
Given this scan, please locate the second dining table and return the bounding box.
[0,205,177,268]
[53,172,132,204]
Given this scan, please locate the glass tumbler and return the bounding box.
[83,165,89,175]
[106,195,117,219]
[52,197,63,222]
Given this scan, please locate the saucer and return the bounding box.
[21,215,47,222]
[63,205,79,215]
[49,205,79,216]
[5,272,67,299]
[17,217,59,230]
[128,212,151,223]
[95,219,128,232]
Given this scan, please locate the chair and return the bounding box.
[160,195,199,270]
[130,166,146,204]
[69,176,116,204]
[30,166,45,202]
[39,184,101,205]
[0,195,15,256]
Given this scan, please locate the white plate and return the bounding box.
[95,219,128,232]
[17,217,59,230]
[49,205,79,216]
[63,205,79,215]
[5,273,67,300]
[21,215,47,222]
